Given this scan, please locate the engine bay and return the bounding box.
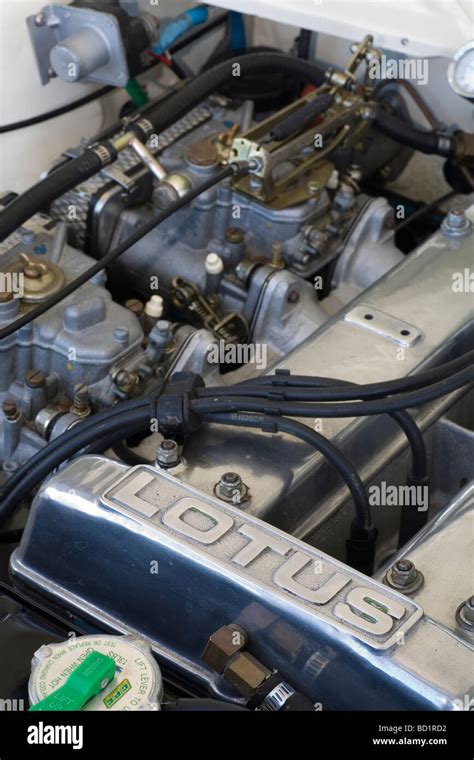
[0,1,473,720]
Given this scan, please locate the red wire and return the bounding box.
[148,51,173,67]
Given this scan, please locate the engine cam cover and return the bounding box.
[10,458,472,710]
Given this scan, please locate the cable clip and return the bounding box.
[153,372,205,444]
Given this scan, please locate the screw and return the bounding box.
[125,299,144,318]
[307,181,319,196]
[2,399,19,421]
[226,228,244,245]
[21,230,36,244]
[270,241,285,269]
[19,253,48,279]
[287,290,300,304]
[26,369,46,389]
[35,12,46,26]
[114,327,129,344]
[0,291,14,303]
[71,384,90,417]
[156,439,180,468]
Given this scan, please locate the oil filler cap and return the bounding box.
[28,634,163,711]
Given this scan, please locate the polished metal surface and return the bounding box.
[377,482,474,643]
[179,213,474,542]
[11,458,473,709]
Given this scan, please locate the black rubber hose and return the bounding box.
[203,412,371,531]
[0,149,108,243]
[0,52,325,244]
[136,52,326,140]
[374,108,457,158]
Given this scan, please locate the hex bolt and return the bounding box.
[26,369,46,389]
[71,384,90,417]
[2,399,20,422]
[156,439,180,468]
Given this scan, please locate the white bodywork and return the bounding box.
[208,0,472,57]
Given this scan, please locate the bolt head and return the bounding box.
[287,290,301,304]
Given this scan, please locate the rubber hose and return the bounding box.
[0,149,106,243]
[374,108,456,158]
[0,53,325,242]
[139,52,326,138]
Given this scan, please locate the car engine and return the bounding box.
[0,0,473,722]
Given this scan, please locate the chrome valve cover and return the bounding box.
[10,459,472,710]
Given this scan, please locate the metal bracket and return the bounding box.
[344,304,424,347]
[26,4,129,87]
[99,166,138,194]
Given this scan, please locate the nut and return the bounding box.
[201,624,248,674]
[385,558,424,594]
[215,472,249,504]
[224,652,271,700]
[156,439,180,468]
[456,596,474,631]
